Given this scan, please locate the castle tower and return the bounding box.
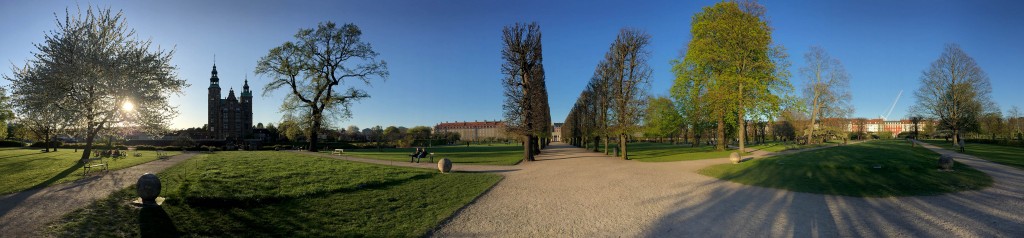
[207,63,221,139]
[241,77,253,138]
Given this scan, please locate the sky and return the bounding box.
[2,0,1022,130]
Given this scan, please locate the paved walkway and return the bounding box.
[0,153,198,238]
[432,142,1024,237]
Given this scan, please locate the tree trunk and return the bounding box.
[619,134,628,159]
[522,135,534,162]
[308,112,321,152]
[716,117,726,151]
[738,84,745,153]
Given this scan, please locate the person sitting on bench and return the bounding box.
[410,148,430,163]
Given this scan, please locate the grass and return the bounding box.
[922,139,1024,171]
[0,148,181,195]
[48,151,502,237]
[699,140,992,197]
[748,141,836,153]
[590,142,748,162]
[341,144,524,165]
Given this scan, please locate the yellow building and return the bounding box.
[434,121,509,141]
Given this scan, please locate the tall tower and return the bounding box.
[207,63,222,139]
[241,77,253,138]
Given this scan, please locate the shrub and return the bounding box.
[135,145,157,151]
[29,141,63,148]
[0,140,26,147]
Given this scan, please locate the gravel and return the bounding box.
[433,142,1024,237]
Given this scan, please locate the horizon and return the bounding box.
[2,0,1023,130]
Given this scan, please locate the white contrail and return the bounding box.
[881,90,903,120]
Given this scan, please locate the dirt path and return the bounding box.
[0,153,198,238]
[433,142,1024,237]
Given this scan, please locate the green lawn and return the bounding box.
[590,142,748,162]
[922,139,1024,171]
[0,148,181,195]
[748,141,836,153]
[48,151,502,237]
[699,140,992,197]
[342,144,524,165]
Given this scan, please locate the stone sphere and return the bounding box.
[137,173,162,204]
[938,154,955,171]
[438,158,452,173]
[730,152,741,164]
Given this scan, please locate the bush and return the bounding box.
[0,140,26,147]
[135,145,157,151]
[161,146,182,151]
[29,141,63,148]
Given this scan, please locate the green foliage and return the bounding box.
[700,140,992,197]
[672,1,791,151]
[0,148,181,195]
[49,152,501,237]
[643,96,683,140]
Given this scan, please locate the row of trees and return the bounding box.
[561,28,653,159]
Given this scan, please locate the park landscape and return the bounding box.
[2,1,1024,237]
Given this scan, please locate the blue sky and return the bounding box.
[2,0,1022,130]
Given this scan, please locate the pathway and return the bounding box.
[0,153,198,238]
[432,142,1024,237]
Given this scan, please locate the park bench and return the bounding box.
[333,149,344,155]
[82,157,107,175]
[409,152,434,163]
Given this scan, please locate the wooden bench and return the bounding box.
[409,152,434,163]
[82,157,108,175]
[332,149,344,155]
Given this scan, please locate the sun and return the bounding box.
[122,101,135,111]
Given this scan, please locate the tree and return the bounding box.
[0,88,14,138]
[346,125,360,141]
[644,95,683,143]
[604,28,653,160]
[1007,106,1022,140]
[912,43,994,146]
[800,46,852,144]
[255,21,389,152]
[672,1,790,152]
[500,22,550,162]
[5,6,187,161]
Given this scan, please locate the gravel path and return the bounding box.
[433,142,1024,237]
[0,152,198,238]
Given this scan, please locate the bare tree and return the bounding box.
[913,43,994,146]
[500,22,549,162]
[800,46,853,144]
[606,28,652,160]
[256,22,389,152]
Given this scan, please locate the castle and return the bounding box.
[206,63,253,140]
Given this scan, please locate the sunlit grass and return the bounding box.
[342,144,524,165]
[922,139,1024,171]
[0,148,181,195]
[591,142,747,162]
[699,140,992,197]
[48,151,502,237]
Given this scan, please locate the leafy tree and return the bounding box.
[0,87,14,138]
[912,43,994,146]
[800,46,852,144]
[5,6,187,161]
[255,21,389,152]
[644,96,682,143]
[672,1,790,151]
[500,22,550,162]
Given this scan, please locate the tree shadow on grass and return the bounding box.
[139,206,180,238]
[0,161,84,219]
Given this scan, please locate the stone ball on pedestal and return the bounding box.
[730,152,741,164]
[938,154,955,171]
[137,173,161,205]
[438,158,452,173]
